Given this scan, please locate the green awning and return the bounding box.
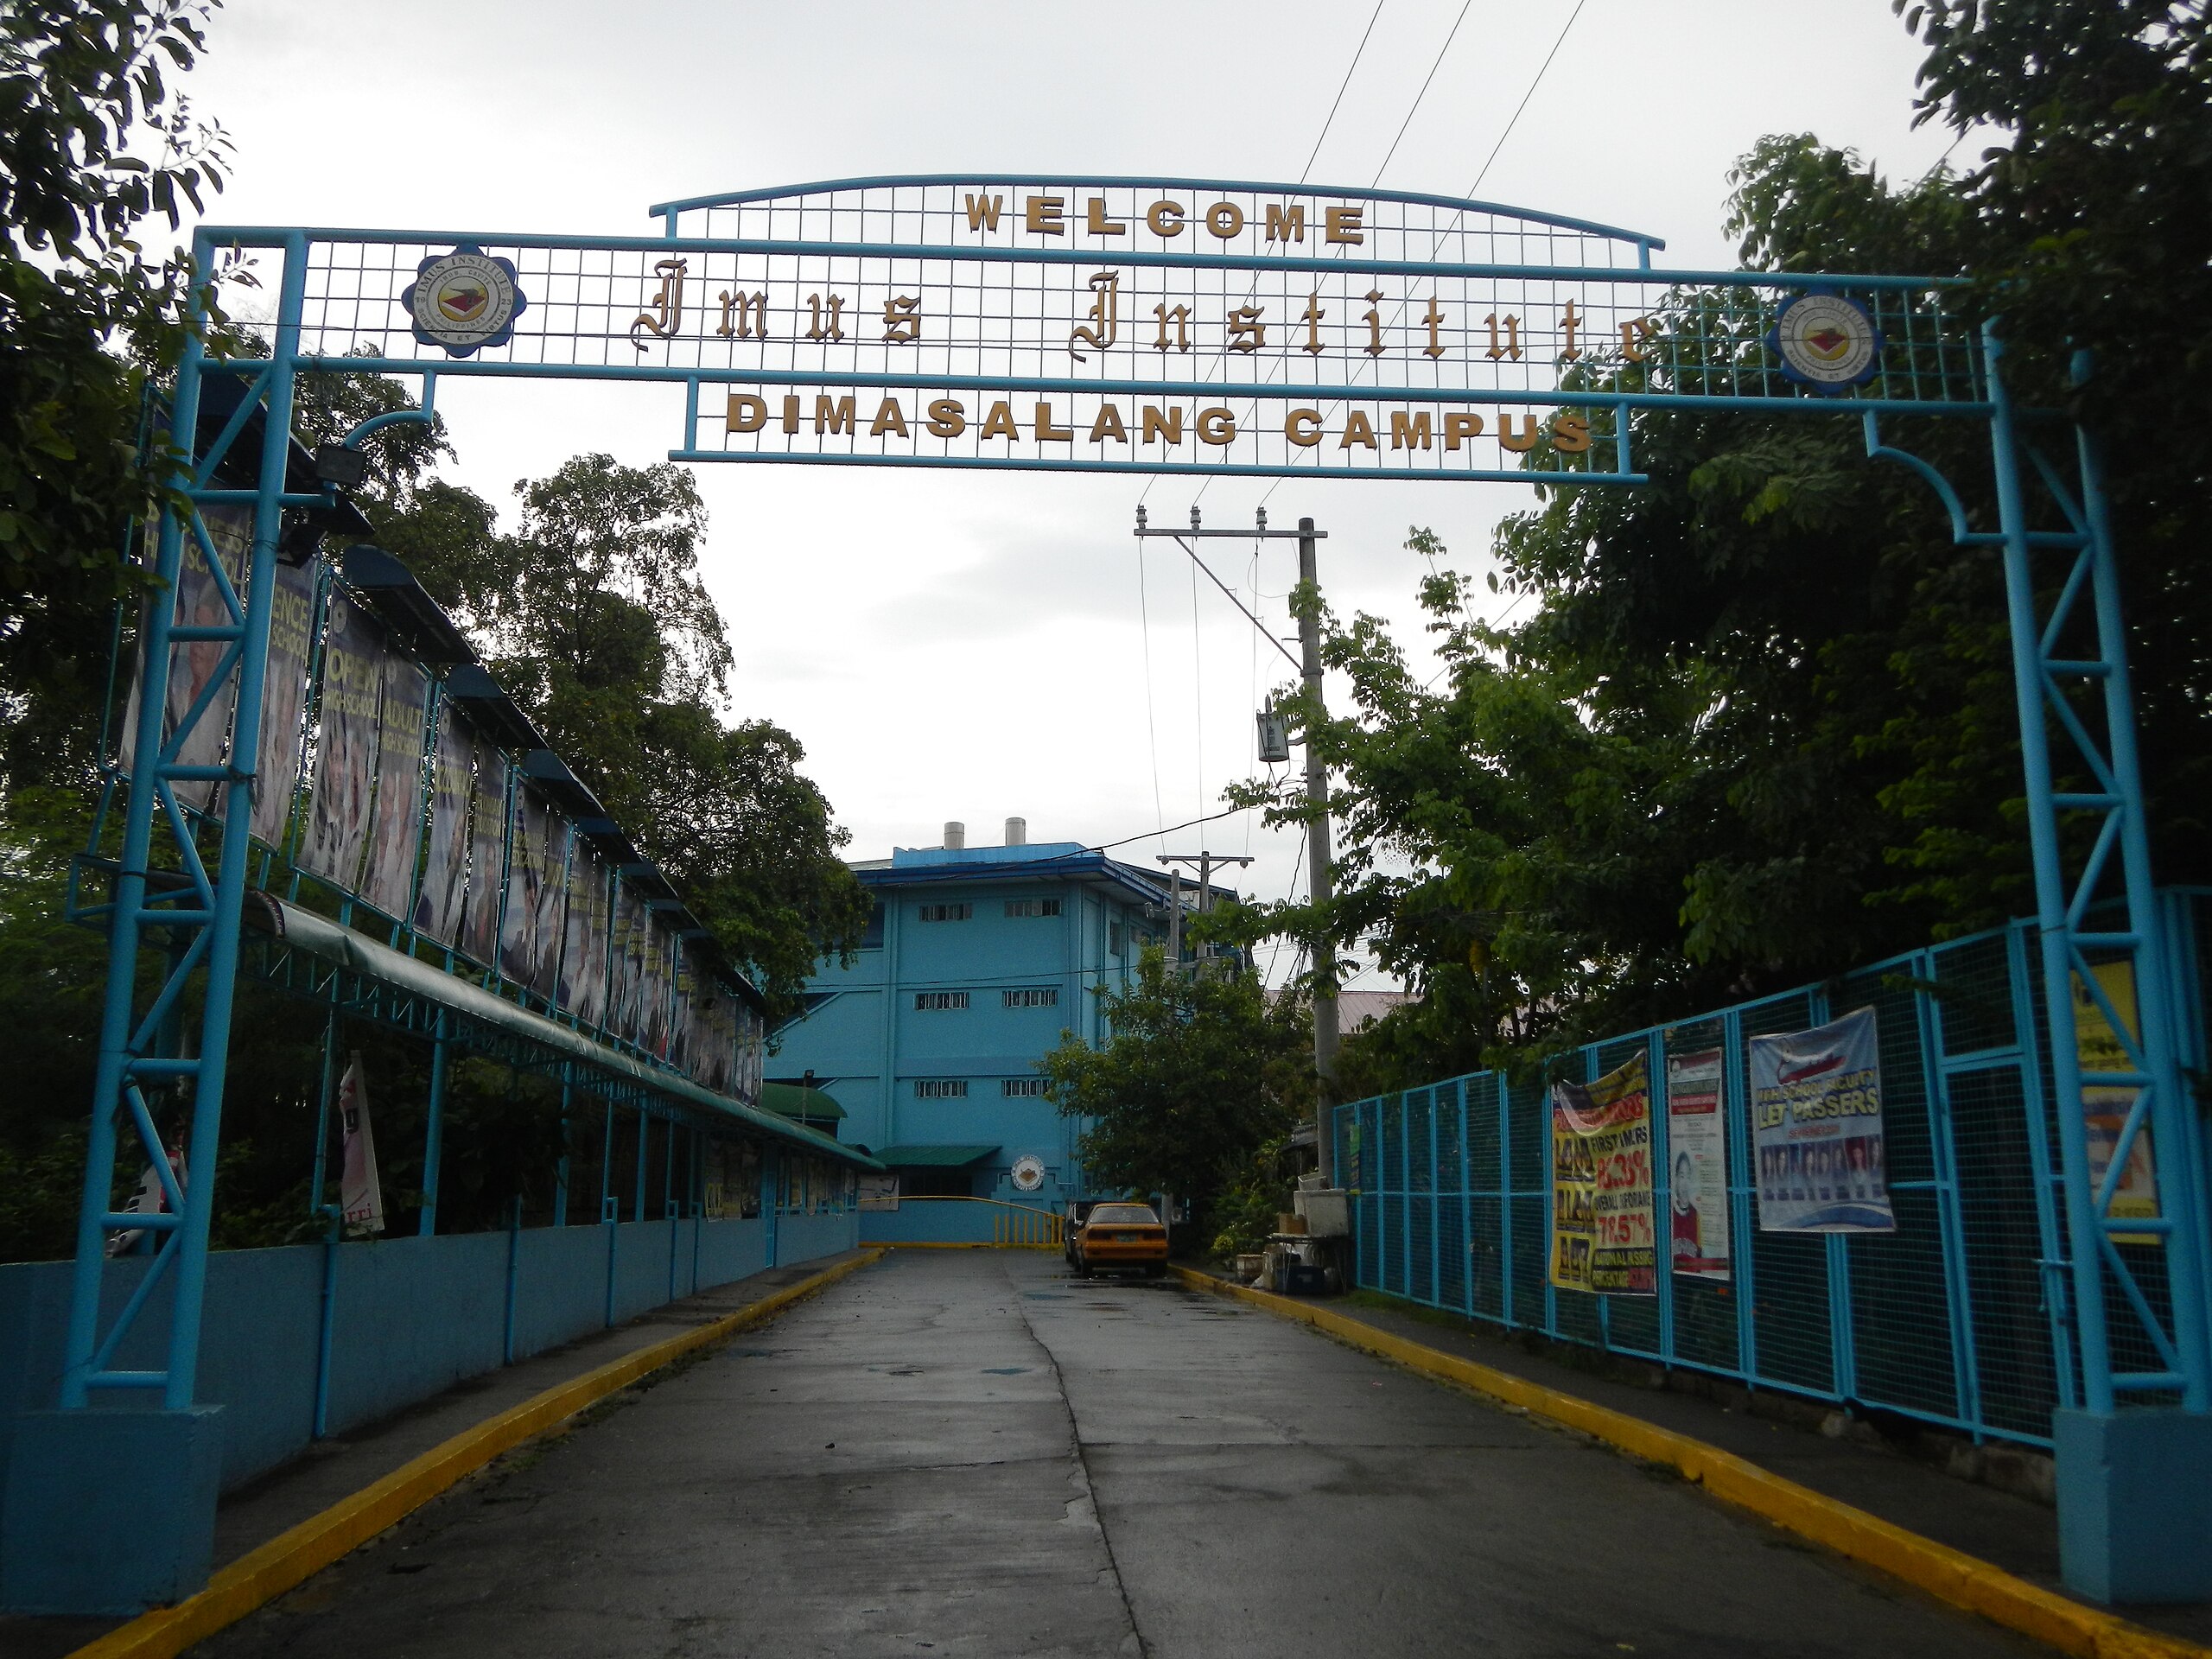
[874,1144,1000,1167]
[761,1083,847,1121]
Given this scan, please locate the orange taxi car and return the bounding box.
[1071,1201,1168,1278]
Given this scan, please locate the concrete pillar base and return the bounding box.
[0,1406,223,1614]
[2054,1406,2212,1604]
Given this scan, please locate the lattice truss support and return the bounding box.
[1869,327,2212,1414]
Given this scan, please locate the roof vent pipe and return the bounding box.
[1005,817,1027,847]
[944,820,965,850]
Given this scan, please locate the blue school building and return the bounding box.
[769,823,1234,1210]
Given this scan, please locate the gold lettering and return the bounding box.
[814,395,855,435]
[882,295,922,344]
[1389,410,1433,450]
[868,397,908,437]
[725,393,767,433]
[1325,205,1364,245]
[1560,299,1580,362]
[1620,316,1656,361]
[1363,289,1384,359]
[717,289,768,340]
[1421,296,1445,360]
[1147,200,1185,237]
[963,194,1003,232]
[1197,406,1236,445]
[781,395,801,435]
[1071,271,1120,360]
[806,293,846,341]
[1301,292,1324,356]
[1205,201,1244,238]
[1153,302,1192,353]
[1497,412,1538,452]
[1090,404,1129,443]
[1285,408,1322,447]
[629,257,687,351]
[1443,412,1484,449]
[980,399,1019,439]
[1226,304,1265,353]
[1554,412,1592,454]
[1027,194,1066,235]
[1034,403,1073,442]
[926,398,965,438]
[1086,197,1127,236]
[1267,203,1306,244]
[1141,405,1183,445]
[1484,313,1521,361]
[1340,410,1378,449]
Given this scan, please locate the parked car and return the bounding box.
[1063,1199,1098,1269]
[1071,1202,1167,1278]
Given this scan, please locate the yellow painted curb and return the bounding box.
[878,1241,1058,1250]
[1172,1267,2210,1659]
[69,1249,887,1659]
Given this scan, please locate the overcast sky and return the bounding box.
[186,0,1961,987]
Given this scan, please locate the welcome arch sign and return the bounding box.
[51,176,2210,1604]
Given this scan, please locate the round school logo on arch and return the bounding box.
[1768,293,1883,394]
[402,246,526,357]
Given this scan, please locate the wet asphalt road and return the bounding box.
[196,1249,2037,1658]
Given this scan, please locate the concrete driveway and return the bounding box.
[196,1249,2039,1657]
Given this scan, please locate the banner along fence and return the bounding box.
[1332,890,2212,1449]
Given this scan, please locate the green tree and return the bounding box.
[1041,950,1309,1241]
[1,0,232,790]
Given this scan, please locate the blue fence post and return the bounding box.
[1919,945,1986,1440]
[417,1009,449,1236]
[1651,1031,1674,1366]
[1724,1007,1757,1389]
[554,1065,571,1227]
[601,1095,619,1329]
[1458,1077,1474,1318]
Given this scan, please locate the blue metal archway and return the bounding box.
[18,177,2211,1609]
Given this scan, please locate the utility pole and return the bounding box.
[1134,505,1335,1184]
[1156,852,1255,973]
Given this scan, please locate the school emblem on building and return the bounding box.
[1767,292,1883,393]
[401,245,525,356]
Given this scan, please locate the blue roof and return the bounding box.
[891,842,1088,868]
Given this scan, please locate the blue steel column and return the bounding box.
[417,1008,450,1235]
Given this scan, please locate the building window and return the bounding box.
[1004,897,1062,918]
[1002,986,1058,1008]
[914,990,969,1011]
[913,1078,969,1098]
[1002,1077,1048,1097]
[918,902,971,922]
[861,899,886,950]
[1109,920,1124,956]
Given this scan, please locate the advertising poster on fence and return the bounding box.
[299,597,382,888]
[337,1052,384,1236]
[1666,1047,1732,1281]
[457,746,505,966]
[609,880,645,1042]
[1749,1007,1895,1232]
[357,654,429,918]
[123,507,252,813]
[413,712,474,947]
[527,808,570,1001]
[2073,961,2161,1244]
[561,847,610,1027]
[1549,1053,1656,1295]
[248,557,319,848]
[499,789,548,986]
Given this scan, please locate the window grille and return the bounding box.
[1003,986,1059,1007]
[913,1078,969,1098]
[1002,1077,1049,1097]
[915,990,969,1011]
[918,902,971,922]
[1004,898,1063,918]
[1109,921,1125,956]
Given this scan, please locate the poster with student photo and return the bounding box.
[498,789,550,986]
[357,654,429,919]
[298,596,384,889]
[413,711,476,948]
[1666,1047,1732,1281]
[1748,1007,1895,1233]
[456,748,506,967]
[608,880,646,1043]
[561,846,611,1027]
[121,506,252,815]
[527,808,570,1002]
[248,556,320,848]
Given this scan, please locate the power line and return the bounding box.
[1372,0,1473,188]
[1467,0,1587,195]
[1135,537,1166,848]
[1302,0,1389,184]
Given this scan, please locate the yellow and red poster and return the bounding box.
[2073,962,2160,1245]
[1550,1054,1656,1295]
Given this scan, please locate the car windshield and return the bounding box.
[1090,1205,1158,1224]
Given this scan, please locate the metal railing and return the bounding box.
[860,1195,1065,1249]
[1333,893,2212,1449]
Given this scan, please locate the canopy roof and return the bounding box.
[761,1083,847,1122]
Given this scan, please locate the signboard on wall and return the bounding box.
[1748,1008,1895,1234]
[1666,1047,1731,1281]
[1549,1053,1656,1296]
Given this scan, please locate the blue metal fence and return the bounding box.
[1333,892,2212,1449]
